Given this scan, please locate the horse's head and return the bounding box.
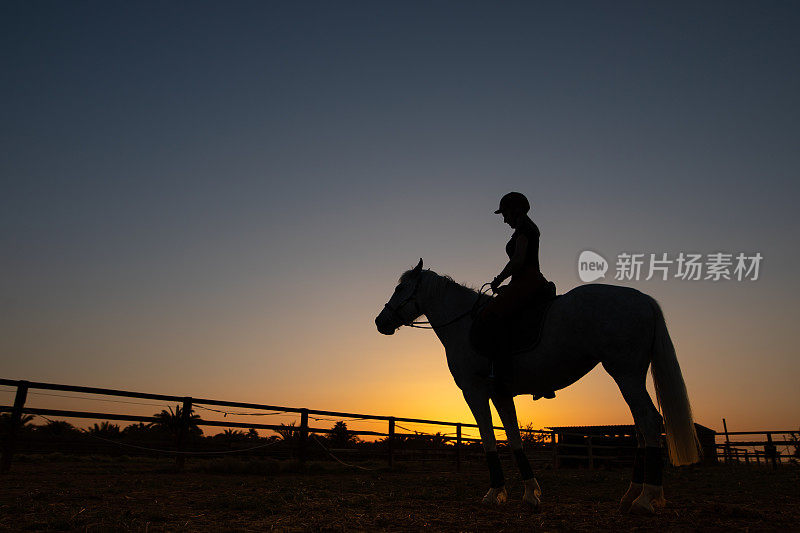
[375,258,425,335]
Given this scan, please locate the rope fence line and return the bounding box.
[193,404,291,418]
[311,435,380,471]
[16,398,491,441]
[391,424,487,444]
[309,415,378,423]
[188,406,399,437]
[188,405,392,426]
[392,423,483,440]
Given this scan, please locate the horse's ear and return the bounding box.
[412,258,423,276]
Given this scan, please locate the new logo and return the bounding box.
[578,250,608,282]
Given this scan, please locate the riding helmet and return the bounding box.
[494,192,530,214]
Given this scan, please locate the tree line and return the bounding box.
[1,407,559,453]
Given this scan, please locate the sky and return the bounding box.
[2,1,798,438]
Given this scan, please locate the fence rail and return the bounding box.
[2,379,796,473]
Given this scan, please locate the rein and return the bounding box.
[384,280,493,330]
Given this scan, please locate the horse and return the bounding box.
[374,259,701,514]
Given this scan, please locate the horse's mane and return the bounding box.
[398,268,483,301]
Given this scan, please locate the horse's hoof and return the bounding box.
[481,486,508,505]
[523,477,542,498]
[522,494,541,512]
[629,484,663,515]
[629,499,655,515]
[618,482,642,514]
[522,478,542,512]
[618,498,633,515]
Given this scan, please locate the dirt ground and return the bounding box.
[1,455,798,532]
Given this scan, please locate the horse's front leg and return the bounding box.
[462,388,507,505]
[492,394,541,512]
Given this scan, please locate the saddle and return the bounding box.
[469,281,559,357]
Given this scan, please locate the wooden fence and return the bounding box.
[0,378,556,473]
[3,379,795,473]
[715,430,797,467]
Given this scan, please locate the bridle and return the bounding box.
[383,278,493,330]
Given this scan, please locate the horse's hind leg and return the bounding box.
[617,429,645,513]
[613,373,667,515]
[492,395,541,511]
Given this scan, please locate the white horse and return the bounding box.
[375,259,700,514]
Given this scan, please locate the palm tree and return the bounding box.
[152,405,203,437]
[36,419,79,436]
[0,413,35,430]
[86,421,122,439]
[276,422,300,444]
[218,428,246,444]
[424,432,448,449]
[122,422,155,439]
[328,421,359,448]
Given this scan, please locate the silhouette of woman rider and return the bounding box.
[470,191,555,398]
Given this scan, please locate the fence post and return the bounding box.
[765,432,777,469]
[175,397,192,470]
[587,436,594,470]
[455,423,462,472]
[387,417,395,467]
[722,418,731,463]
[744,449,750,465]
[551,432,559,470]
[299,409,309,463]
[1,381,29,474]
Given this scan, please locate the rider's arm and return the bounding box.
[494,233,528,285]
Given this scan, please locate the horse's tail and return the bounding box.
[649,298,701,466]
